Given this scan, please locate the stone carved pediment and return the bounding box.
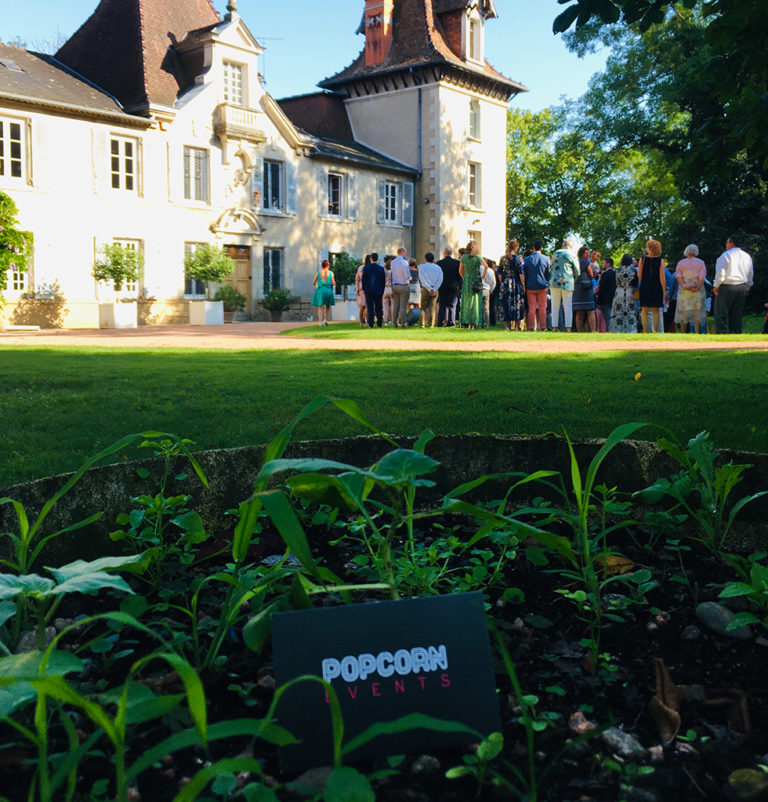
[210,207,264,236]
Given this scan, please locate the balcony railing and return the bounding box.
[214,104,266,143]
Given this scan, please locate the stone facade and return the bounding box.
[0,0,523,328]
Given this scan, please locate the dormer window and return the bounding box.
[465,14,483,62]
[223,61,244,106]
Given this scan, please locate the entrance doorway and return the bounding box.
[225,245,252,318]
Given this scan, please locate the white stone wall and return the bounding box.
[1,19,414,326]
[344,80,509,263]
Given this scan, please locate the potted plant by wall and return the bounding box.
[184,244,235,325]
[260,288,293,322]
[213,284,247,323]
[92,243,143,329]
[329,250,360,321]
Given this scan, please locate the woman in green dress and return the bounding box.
[458,240,489,328]
[311,260,335,325]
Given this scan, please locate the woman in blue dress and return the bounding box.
[311,259,335,325]
[497,239,525,330]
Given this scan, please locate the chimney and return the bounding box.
[364,0,395,66]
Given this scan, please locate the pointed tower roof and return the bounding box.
[319,0,525,98]
[55,0,221,115]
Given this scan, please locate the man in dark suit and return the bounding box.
[436,246,461,327]
[362,251,386,328]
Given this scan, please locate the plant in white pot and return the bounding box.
[184,244,235,325]
[92,243,143,328]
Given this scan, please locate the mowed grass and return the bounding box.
[283,314,768,340]
[1,345,766,487]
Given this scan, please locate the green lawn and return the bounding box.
[1,345,766,488]
[284,314,768,340]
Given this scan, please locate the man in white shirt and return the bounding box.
[481,259,497,328]
[389,247,411,327]
[418,252,443,328]
[713,235,753,334]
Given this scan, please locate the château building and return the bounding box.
[0,0,524,327]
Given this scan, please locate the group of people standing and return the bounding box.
[310,235,760,334]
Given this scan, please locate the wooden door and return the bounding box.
[226,245,252,318]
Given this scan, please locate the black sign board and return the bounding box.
[271,591,501,773]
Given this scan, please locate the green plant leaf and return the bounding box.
[46,553,147,582]
[171,511,208,543]
[257,489,319,576]
[127,719,296,781]
[99,683,185,725]
[373,449,440,482]
[413,429,435,454]
[583,423,650,502]
[476,731,504,762]
[0,572,55,599]
[172,758,265,802]
[725,612,760,630]
[323,766,375,802]
[286,473,361,512]
[232,498,263,564]
[341,712,479,756]
[49,573,133,598]
[0,600,16,628]
[243,599,283,652]
[552,3,580,33]
[634,478,673,504]
[719,582,756,599]
[0,498,29,543]
[441,500,576,564]
[446,765,474,778]
[0,681,36,715]
[328,398,398,448]
[241,783,280,802]
[129,652,207,745]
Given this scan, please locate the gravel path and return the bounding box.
[2,321,767,352]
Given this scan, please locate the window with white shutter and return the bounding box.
[183,147,208,202]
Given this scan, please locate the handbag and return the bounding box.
[471,278,483,294]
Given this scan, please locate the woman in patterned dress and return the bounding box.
[498,239,526,330]
[674,244,707,333]
[609,254,639,333]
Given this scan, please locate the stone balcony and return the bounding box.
[214,104,266,145]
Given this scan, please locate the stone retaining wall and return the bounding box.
[1,435,766,564]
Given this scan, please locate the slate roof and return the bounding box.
[310,138,418,177]
[277,92,355,142]
[55,0,221,114]
[0,44,146,124]
[319,0,524,95]
[277,91,416,176]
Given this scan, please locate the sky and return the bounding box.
[2,0,607,112]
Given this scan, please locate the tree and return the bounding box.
[92,243,143,293]
[505,107,677,258]
[554,0,768,170]
[329,251,359,300]
[183,244,235,299]
[567,9,767,298]
[0,191,32,299]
